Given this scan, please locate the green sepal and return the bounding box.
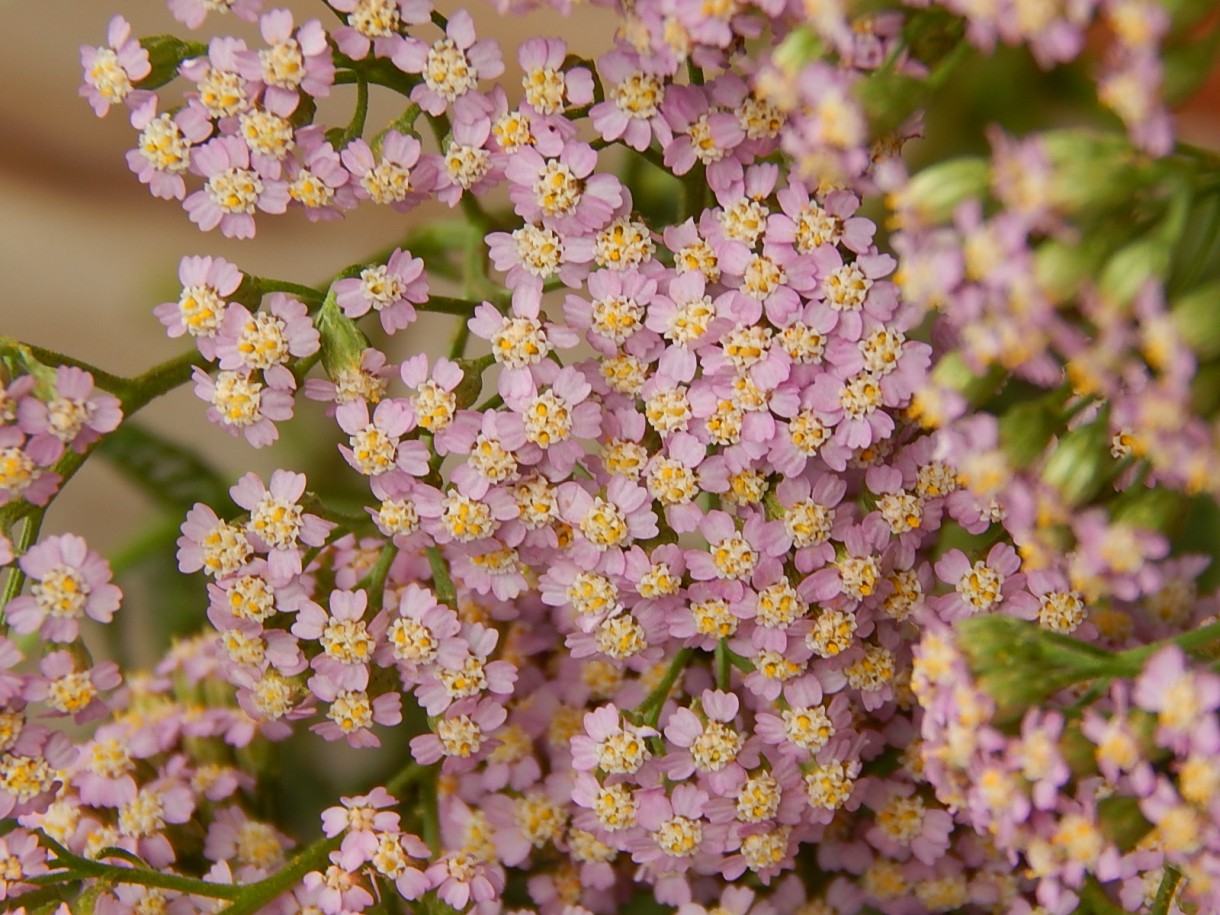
[998,390,1068,468]
[896,158,990,226]
[315,288,371,380]
[136,35,208,91]
[1172,279,1220,359]
[1041,411,1114,506]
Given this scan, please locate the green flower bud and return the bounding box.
[1033,236,1110,305]
[930,352,1004,404]
[1112,487,1186,533]
[1042,414,1113,506]
[315,289,370,380]
[1099,235,1172,306]
[957,616,1116,726]
[137,35,208,91]
[452,354,495,409]
[999,392,1068,469]
[891,158,989,227]
[1172,279,1220,359]
[772,25,824,76]
[1041,128,1144,215]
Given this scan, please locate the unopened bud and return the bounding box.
[138,35,208,90]
[1172,279,1220,359]
[316,289,370,379]
[1042,415,1113,506]
[892,158,989,227]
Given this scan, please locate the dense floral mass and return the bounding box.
[1,0,1219,913]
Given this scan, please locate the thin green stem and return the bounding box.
[342,73,370,145]
[247,277,326,305]
[1149,865,1183,915]
[715,640,731,691]
[17,343,128,393]
[215,834,343,915]
[1110,619,1220,676]
[360,542,399,616]
[426,546,457,609]
[386,762,432,797]
[38,834,242,901]
[0,512,44,620]
[634,647,694,725]
[423,295,486,317]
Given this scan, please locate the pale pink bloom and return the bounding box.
[6,534,121,642]
[80,16,150,117]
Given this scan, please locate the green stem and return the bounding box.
[0,512,44,620]
[38,834,241,900]
[247,277,326,305]
[634,647,695,725]
[426,546,457,609]
[715,640,731,691]
[360,542,399,615]
[342,73,370,145]
[215,834,343,915]
[18,343,128,393]
[386,761,432,796]
[0,348,206,533]
[1110,619,1220,677]
[1148,865,1183,915]
[423,295,486,317]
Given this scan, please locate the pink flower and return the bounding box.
[341,131,438,211]
[17,367,122,463]
[293,589,376,692]
[336,399,428,491]
[183,135,289,238]
[591,50,671,152]
[80,16,150,117]
[126,99,213,200]
[6,534,121,642]
[214,294,319,372]
[154,255,244,358]
[284,126,357,220]
[229,469,332,583]
[238,9,334,116]
[932,542,1037,621]
[391,10,504,115]
[1134,646,1220,753]
[0,829,48,901]
[409,697,507,771]
[330,0,430,60]
[25,651,121,724]
[334,248,429,335]
[506,138,623,233]
[322,787,404,869]
[168,0,263,29]
[193,365,297,448]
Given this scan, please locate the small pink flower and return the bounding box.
[6,534,121,642]
[238,9,334,117]
[391,9,504,116]
[184,135,289,238]
[80,16,150,117]
[333,248,429,334]
[17,367,122,463]
[154,255,244,358]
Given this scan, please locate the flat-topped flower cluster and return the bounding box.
[1,0,1217,913]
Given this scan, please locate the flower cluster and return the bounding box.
[916,623,1220,914]
[0,0,1215,912]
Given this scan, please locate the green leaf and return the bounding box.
[95,422,232,513]
[136,35,208,91]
